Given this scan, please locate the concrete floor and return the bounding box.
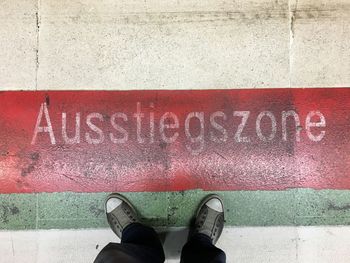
[2,226,350,263]
[0,1,349,262]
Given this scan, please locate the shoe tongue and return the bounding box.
[106,198,123,213]
[206,199,223,212]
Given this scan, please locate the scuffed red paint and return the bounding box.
[0,88,349,193]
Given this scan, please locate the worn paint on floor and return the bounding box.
[0,88,350,193]
[1,189,350,229]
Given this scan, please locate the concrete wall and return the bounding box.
[0,0,349,91]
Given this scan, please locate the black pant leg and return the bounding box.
[121,223,165,262]
[180,233,226,263]
[94,223,165,263]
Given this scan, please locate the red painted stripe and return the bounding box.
[0,88,349,193]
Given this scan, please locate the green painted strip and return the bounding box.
[1,189,350,230]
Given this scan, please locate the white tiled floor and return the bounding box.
[2,226,350,262]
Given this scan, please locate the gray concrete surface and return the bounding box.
[0,0,348,90]
[3,226,350,262]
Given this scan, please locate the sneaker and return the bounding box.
[192,194,225,245]
[105,193,139,238]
